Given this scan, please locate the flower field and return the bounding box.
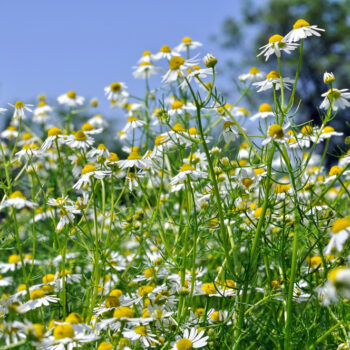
[1,18,350,349]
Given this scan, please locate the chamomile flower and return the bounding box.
[324,218,350,255]
[122,116,146,133]
[250,103,275,121]
[123,325,159,347]
[1,191,37,209]
[1,125,18,140]
[324,72,335,84]
[320,125,343,140]
[16,289,59,313]
[257,34,299,61]
[41,127,64,150]
[133,62,158,79]
[239,67,265,82]
[65,130,94,150]
[172,328,208,350]
[262,123,290,145]
[284,19,325,43]
[170,163,206,185]
[117,147,147,170]
[152,45,180,61]
[222,121,239,143]
[253,70,294,92]
[9,101,33,120]
[138,50,153,63]
[174,36,202,52]
[57,90,85,107]
[104,82,129,103]
[87,114,108,129]
[73,164,111,190]
[15,143,43,161]
[162,56,198,83]
[320,88,350,111]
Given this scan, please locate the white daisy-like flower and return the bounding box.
[1,126,18,140]
[174,36,202,52]
[262,123,290,146]
[253,70,294,93]
[323,72,335,85]
[170,163,206,185]
[324,218,350,255]
[250,103,275,121]
[65,130,94,150]
[56,206,81,232]
[284,19,325,43]
[152,45,180,61]
[162,56,198,84]
[15,143,43,161]
[87,114,108,129]
[180,64,213,88]
[122,116,146,133]
[122,325,159,347]
[0,191,37,210]
[73,164,111,190]
[222,121,239,144]
[33,101,53,124]
[117,147,147,170]
[9,101,33,119]
[41,127,64,151]
[57,90,85,107]
[168,100,196,117]
[257,34,299,61]
[320,125,343,140]
[239,67,265,82]
[0,275,13,287]
[16,289,59,313]
[324,165,350,184]
[320,88,350,111]
[137,50,153,63]
[133,62,158,79]
[86,144,110,160]
[104,82,129,104]
[172,328,208,350]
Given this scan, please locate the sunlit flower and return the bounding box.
[170,163,206,185]
[320,88,350,111]
[73,164,111,190]
[117,147,147,169]
[104,82,129,104]
[162,56,198,83]
[57,90,85,107]
[16,289,59,313]
[172,328,208,350]
[65,130,94,150]
[0,191,37,209]
[324,218,350,255]
[253,70,294,92]
[9,101,33,120]
[174,36,202,52]
[284,19,325,43]
[257,34,298,61]
[152,45,180,61]
[262,123,290,145]
[133,62,158,79]
[238,67,265,82]
[250,103,275,121]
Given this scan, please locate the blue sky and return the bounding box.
[0,0,243,120]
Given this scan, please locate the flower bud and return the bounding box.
[203,53,218,68]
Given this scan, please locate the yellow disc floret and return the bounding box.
[268,124,284,139]
[293,19,310,29]
[53,324,75,340]
[169,56,185,71]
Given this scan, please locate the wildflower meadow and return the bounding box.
[1,18,350,349]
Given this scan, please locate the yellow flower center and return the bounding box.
[140,62,151,67]
[142,50,151,57]
[176,338,193,350]
[171,100,184,110]
[155,135,168,146]
[22,133,32,141]
[327,88,341,99]
[274,184,291,194]
[53,324,75,340]
[110,82,122,92]
[323,126,335,134]
[172,123,186,132]
[98,341,113,350]
[38,101,47,107]
[105,296,120,308]
[180,163,195,172]
[82,123,94,131]
[17,283,26,292]
[30,289,45,300]
[134,325,147,336]
[169,56,185,71]
[293,19,310,29]
[97,144,107,150]
[332,218,350,234]
[14,101,25,109]
[210,311,221,322]
[328,266,346,283]
[82,164,97,175]
[160,45,171,53]
[65,313,84,324]
[329,166,343,177]
[74,130,87,141]
[188,127,199,136]
[138,285,154,297]
[127,116,138,123]
[66,91,76,99]
[108,152,120,162]
[258,103,272,113]
[109,289,123,297]
[48,127,62,137]
[8,254,21,264]
[249,66,260,74]
[266,71,280,80]
[182,37,192,43]
[8,126,17,131]
[242,178,254,189]
[32,324,45,338]
[308,256,323,269]
[268,124,284,139]
[301,125,313,135]
[42,274,55,284]
[128,149,141,160]
[269,34,284,43]
[113,306,134,319]
[201,282,217,294]
[9,191,26,200]
[254,207,263,218]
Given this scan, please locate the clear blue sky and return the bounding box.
[0,0,242,119]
